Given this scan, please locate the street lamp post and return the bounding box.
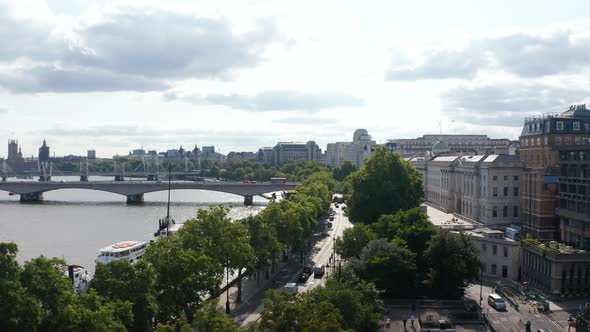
[479,267,483,309]
[225,260,230,314]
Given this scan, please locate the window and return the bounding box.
[556,136,562,145]
[491,264,497,275]
[503,206,508,217]
[504,187,508,196]
[493,207,498,217]
[544,136,548,145]
[514,175,519,181]
[504,175,508,181]
[493,175,498,181]
[503,247,508,257]
[493,187,498,197]
[492,245,497,256]
[502,266,508,278]
[557,121,564,130]
[536,137,541,145]
[574,122,581,131]
[513,206,518,217]
[576,137,582,144]
[566,136,572,144]
[514,187,519,196]
[482,243,487,253]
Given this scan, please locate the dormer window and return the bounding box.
[557,122,564,130]
[574,122,580,131]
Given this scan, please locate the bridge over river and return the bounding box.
[0,181,298,205]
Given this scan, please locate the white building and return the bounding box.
[464,228,520,281]
[258,141,322,164]
[325,129,376,169]
[414,154,523,228]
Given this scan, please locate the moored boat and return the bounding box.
[59,264,91,293]
[96,241,148,264]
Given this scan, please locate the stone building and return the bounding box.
[325,129,376,169]
[391,134,510,157]
[520,104,590,240]
[415,154,523,228]
[258,141,322,165]
[466,228,520,281]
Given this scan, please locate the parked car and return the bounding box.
[283,282,298,294]
[488,294,506,310]
[329,216,334,221]
[298,272,310,283]
[313,265,325,278]
[303,265,313,275]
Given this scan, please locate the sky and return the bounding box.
[2,0,590,158]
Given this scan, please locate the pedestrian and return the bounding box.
[402,314,407,329]
[410,314,415,327]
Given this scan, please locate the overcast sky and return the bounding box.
[2,0,590,157]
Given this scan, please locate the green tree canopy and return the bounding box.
[334,224,376,259]
[424,229,481,299]
[352,239,417,298]
[332,161,357,181]
[347,147,423,223]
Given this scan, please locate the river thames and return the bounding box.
[0,176,268,272]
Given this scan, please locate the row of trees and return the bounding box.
[335,147,481,299]
[0,163,336,331]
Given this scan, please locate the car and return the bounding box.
[298,272,310,283]
[313,264,325,278]
[329,216,334,221]
[303,265,313,275]
[487,294,506,310]
[326,222,333,228]
[283,282,298,294]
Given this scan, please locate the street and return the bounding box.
[465,284,568,332]
[227,200,353,328]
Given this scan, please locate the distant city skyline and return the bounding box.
[2,0,590,156]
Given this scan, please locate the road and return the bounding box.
[231,200,352,327]
[465,284,565,331]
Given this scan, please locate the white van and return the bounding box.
[488,293,507,310]
[313,264,325,278]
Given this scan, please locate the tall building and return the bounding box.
[257,147,274,164]
[7,139,24,172]
[325,129,377,169]
[87,150,96,160]
[392,134,510,157]
[556,143,590,247]
[38,139,50,162]
[520,104,590,240]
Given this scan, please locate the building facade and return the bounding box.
[415,154,523,228]
[392,134,511,157]
[520,104,590,240]
[556,144,590,248]
[7,139,24,172]
[226,151,256,163]
[325,129,376,169]
[87,150,96,160]
[467,228,520,281]
[272,141,321,164]
[38,139,50,162]
[257,147,274,164]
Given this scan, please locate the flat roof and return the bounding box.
[99,241,146,253]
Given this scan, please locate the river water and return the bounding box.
[0,176,268,272]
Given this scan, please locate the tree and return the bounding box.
[145,236,221,325]
[192,300,245,332]
[334,224,376,259]
[332,161,357,181]
[239,215,280,284]
[352,239,416,298]
[372,208,436,279]
[424,229,481,299]
[0,243,41,332]
[92,260,158,332]
[348,147,423,223]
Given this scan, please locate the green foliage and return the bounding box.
[91,260,158,332]
[332,161,357,182]
[192,301,246,332]
[347,147,423,223]
[260,268,382,331]
[423,230,481,299]
[334,224,376,259]
[352,239,416,298]
[0,243,41,332]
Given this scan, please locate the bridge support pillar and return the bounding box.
[20,192,43,203]
[147,174,159,181]
[243,195,253,206]
[115,175,124,182]
[39,175,51,182]
[126,194,144,205]
[80,175,89,182]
